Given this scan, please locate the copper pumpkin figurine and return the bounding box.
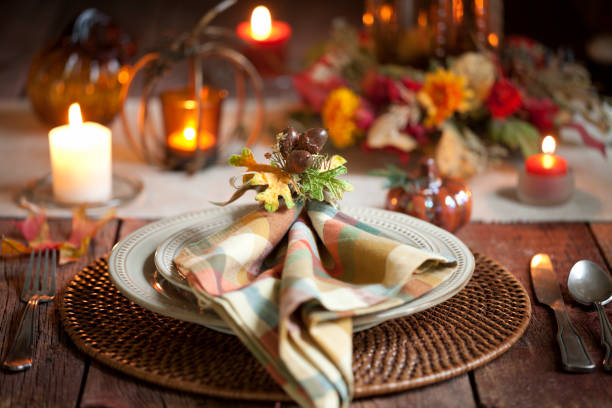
[385,159,472,232]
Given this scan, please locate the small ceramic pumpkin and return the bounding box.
[384,158,472,232]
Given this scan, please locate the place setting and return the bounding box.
[55,126,533,407]
[1,1,611,407]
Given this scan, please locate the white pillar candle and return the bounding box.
[49,103,112,204]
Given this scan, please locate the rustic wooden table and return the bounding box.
[1,218,611,407]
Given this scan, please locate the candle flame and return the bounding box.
[250,6,272,41]
[541,135,556,154]
[183,100,196,109]
[488,33,499,47]
[183,127,196,141]
[417,11,427,27]
[68,103,83,125]
[362,12,374,26]
[453,0,464,23]
[379,4,393,22]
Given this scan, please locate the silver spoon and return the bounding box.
[568,260,612,371]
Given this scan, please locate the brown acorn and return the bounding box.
[297,128,328,154]
[278,127,300,158]
[284,149,313,173]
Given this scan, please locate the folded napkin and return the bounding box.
[174,201,455,408]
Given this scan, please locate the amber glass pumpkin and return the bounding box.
[385,158,472,232]
[27,9,134,126]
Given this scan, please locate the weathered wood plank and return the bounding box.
[456,222,612,408]
[590,222,612,268]
[82,360,284,408]
[0,218,119,407]
[353,375,475,408]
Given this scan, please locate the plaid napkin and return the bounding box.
[174,201,455,408]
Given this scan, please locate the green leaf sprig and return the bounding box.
[298,164,354,202]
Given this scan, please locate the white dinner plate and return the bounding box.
[109,205,474,334]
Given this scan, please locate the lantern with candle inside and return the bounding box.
[518,135,574,205]
[48,103,112,204]
[119,0,264,173]
[236,5,291,76]
[160,87,226,169]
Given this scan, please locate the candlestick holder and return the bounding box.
[517,168,574,205]
[120,0,264,173]
[17,173,143,210]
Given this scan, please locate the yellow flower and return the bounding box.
[322,87,361,149]
[418,68,473,127]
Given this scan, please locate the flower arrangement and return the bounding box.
[292,22,609,178]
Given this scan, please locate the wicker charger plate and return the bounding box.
[60,252,530,401]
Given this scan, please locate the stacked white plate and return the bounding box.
[108,205,475,334]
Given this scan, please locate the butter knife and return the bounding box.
[530,254,595,372]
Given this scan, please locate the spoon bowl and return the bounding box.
[568,260,612,305]
[568,260,612,371]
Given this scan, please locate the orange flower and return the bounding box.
[418,68,473,127]
[322,87,361,149]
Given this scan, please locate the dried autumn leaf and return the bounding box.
[329,155,347,169]
[229,148,296,212]
[229,148,283,175]
[251,171,295,212]
[58,206,115,264]
[1,203,115,265]
[1,238,29,256]
[12,207,58,249]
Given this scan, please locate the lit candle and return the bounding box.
[518,136,573,205]
[525,136,568,176]
[236,5,291,76]
[49,103,112,204]
[167,124,215,153]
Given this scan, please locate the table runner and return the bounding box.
[0,98,610,221]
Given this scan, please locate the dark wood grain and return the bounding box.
[590,222,612,269]
[353,375,476,408]
[456,222,612,408]
[0,218,119,407]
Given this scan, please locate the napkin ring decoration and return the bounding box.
[216,127,354,212]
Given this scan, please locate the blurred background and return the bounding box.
[1,0,611,98]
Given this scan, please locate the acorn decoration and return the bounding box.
[277,127,328,173]
[372,158,472,232]
[226,127,353,212]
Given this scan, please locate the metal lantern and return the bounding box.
[120,0,265,173]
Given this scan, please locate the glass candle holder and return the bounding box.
[160,87,227,168]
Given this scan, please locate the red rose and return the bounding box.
[523,97,559,133]
[362,71,393,107]
[486,79,522,118]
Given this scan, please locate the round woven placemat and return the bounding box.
[59,252,530,401]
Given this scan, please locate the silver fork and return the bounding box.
[3,248,56,371]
